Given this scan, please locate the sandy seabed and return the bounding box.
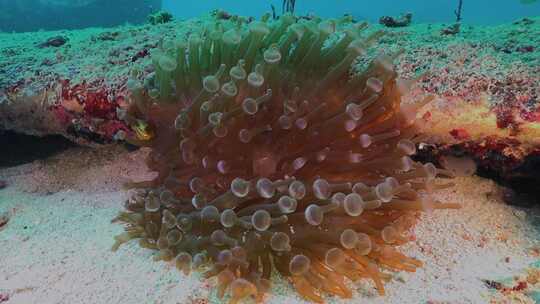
[0,146,539,304]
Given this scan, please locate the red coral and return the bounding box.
[52,105,74,126]
[83,89,117,119]
[131,48,149,62]
[494,104,518,131]
[449,128,470,140]
[520,107,540,122]
[54,78,131,142]
[60,79,119,119]
[511,281,528,292]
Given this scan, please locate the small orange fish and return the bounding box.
[132,119,154,141]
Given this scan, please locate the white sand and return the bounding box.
[0,146,539,304]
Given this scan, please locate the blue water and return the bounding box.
[1,0,540,32]
[0,0,161,32]
[164,0,540,25]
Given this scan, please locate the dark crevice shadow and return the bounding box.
[413,143,540,208]
[0,130,76,168]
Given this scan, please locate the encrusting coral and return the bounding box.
[112,12,460,304]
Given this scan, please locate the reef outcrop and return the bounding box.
[0,15,538,197]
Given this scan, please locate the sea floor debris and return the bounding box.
[482,261,540,303]
[0,210,10,231]
[379,13,413,28]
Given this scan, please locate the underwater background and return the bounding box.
[2,0,540,32]
[164,0,540,25]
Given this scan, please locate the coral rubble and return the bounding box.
[0,210,9,231]
[379,13,413,28]
[111,13,461,303]
[148,11,174,25]
[441,23,461,35]
[37,36,68,48]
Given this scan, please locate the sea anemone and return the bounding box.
[112,13,459,304]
